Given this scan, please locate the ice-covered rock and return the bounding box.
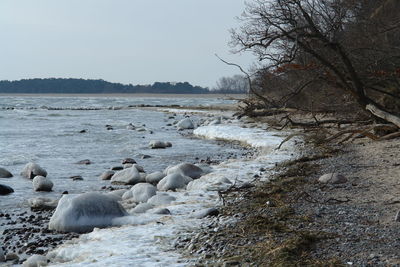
[148,140,172,149]
[192,208,219,219]
[176,118,194,130]
[0,184,14,195]
[130,203,154,213]
[149,208,170,215]
[28,197,58,210]
[165,163,204,179]
[100,170,115,180]
[145,171,166,185]
[107,189,128,200]
[33,176,53,191]
[0,167,13,178]
[111,167,141,185]
[132,164,145,173]
[130,183,157,203]
[23,254,47,267]
[187,176,232,191]
[49,192,127,233]
[157,173,193,191]
[21,162,47,179]
[318,173,347,184]
[147,193,176,206]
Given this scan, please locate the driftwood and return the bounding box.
[366,104,400,128]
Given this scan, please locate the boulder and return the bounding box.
[23,254,47,267]
[0,167,13,178]
[28,197,58,210]
[157,173,193,191]
[145,171,166,185]
[147,193,176,206]
[121,190,133,200]
[176,118,194,130]
[139,172,147,182]
[123,163,133,169]
[21,163,47,179]
[149,208,171,215]
[32,176,53,192]
[165,163,204,179]
[0,184,14,195]
[149,140,168,149]
[130,203,154,213]
[111,167,141,185]
[48,192,127,233]
[132,164,145,173]
[192,208,219,219]
[318,173,348,184]
[76,159,91,165]
[130,183,157,203]
[100,170,115,180]
[111,166,124,171]
[122,158,136,164]
[107,189,128,200]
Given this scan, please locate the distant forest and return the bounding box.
[0,78,215,94]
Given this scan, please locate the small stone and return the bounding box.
[122,158,136,164]
[318,173,347,184]
[76,159,91,165]
[111,166,123,171]
[5,253,19,261]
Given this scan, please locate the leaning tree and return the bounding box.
[231,0,400,127]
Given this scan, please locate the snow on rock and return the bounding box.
[130,203,154,213]
[157,173,192,191]
[48,192,128,233]
[130,183,157,203]
[165,163,204,179]
[21,162,47,179]
[32,176,53,191]
[23,254,47,267]
[28,197,58,210]
[111,167,141,185]
[147,193,176,206]
[176,118,194,130]
[187,175,232,191]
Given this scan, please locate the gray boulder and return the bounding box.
[0,184,14,195]
[192,208,219,219]
[33,176,53,192]
[49,192,127,233]
[165,163,204,179]
[130,183,157,203]
[147,193,176,206]
[100,170,115,180]
[157,173,193,191]
[0,167,13,178]
[177,118,194,130]
[132,164,145,173]
[23,254,47,267]
[149,140,171,149]
[28,197,58,210]
[107,189,128,200]
[122,158,136,164]
[21,163,47,179]
[130,203,154,213]
[111,167,141,185]
[145,171,166,185]
[318,173,348,184]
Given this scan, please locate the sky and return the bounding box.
[0,0,255,88]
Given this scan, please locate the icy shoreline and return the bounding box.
[42,115,295,267]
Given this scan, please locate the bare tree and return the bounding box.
[214,74,249,93]
[231,0,400,127]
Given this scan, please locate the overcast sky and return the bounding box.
[0,0,255,88]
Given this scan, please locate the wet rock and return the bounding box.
[111,166,123,171]
[76,159,91,165]
[79,129,87,133]
[122,158,136,164]
[69,175,83,181]
[32,176,53,191]
[100,171,115,180]
[0,184,14,195]
[147,193,176,206]
[192,208,219,219]
[318,173,348,184]
[5,252,19,261]
[130,203,154,213]
[21,163,47,179]
[23,254,47,267]
[177,118,194,130]
[165,163,204,179]
[130,183,157,203]
[141,155,151,159]
[132,164,145,173]
[107,189,128,200]
[157,173,193,191]
[49,192,127,233]
[0,167,13,178]
[28,197,58,210]
[149,140,170,149]
[145,171,166,185]
[111,167,141,185]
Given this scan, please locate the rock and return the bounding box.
[130,183,157,203]
[107,189,128,200]
[28,197,58,210]
[165,163,204,179]
[76,159,91,165]
[395,210,400,222]
[157,173,193,191]
[123,163,133,169]
[132,164,145,173]
[70,175,83,181]
[111,166,124,171]
[33,176,54,191]
[5,253,19,261]
[131,203,154,213]
[0,247,4,262]
[100,171,115,180]
[164,142,172,147]
[145,171,166,185]
[147,193,176,206]
[192,208,219,219]
[149,140,169,149]
[21,163,47,179]
[122,158,136,164]
[48,192,127,233]
[149,208,171,215]
[23,254,47,267]
[126,124,135,130]
[121,190,133,200]
[0,167,13,178]
[139,172,147,182]
[176,118,194,130]
[0,184,14,195]
[318,173,348,184]
[79,129,87,133]
[111,167,141,185]
[141,155,151,159]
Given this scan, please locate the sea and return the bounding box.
[0,95,293,266]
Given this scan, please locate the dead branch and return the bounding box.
[276,133,305,150]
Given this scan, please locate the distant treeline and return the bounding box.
[0,78,217,94]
